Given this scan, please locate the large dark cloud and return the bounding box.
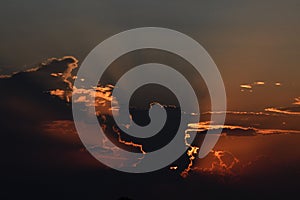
[0,56,78,129]
[0,56,299,200]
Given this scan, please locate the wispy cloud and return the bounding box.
[264,107,300,115]
[202,110,273,116]
[187,121,300,136]
[265,96,300,116]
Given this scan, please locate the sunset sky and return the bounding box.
[1,0,299,112]
[0,1,299,199]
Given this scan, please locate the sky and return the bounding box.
[0,1,300,198]
[0,0,299,112]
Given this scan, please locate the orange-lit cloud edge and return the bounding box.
[2,56,300,178]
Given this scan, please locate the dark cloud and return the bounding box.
[0,56,78,129]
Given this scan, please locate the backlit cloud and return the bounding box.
[192,149,241,176]
[265,96,300,116]
[265,107,300,115]
[187,121,300,136]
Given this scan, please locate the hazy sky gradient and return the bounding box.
[0,0,299,110]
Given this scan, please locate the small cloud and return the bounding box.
[50,72,63,77]
[240,84,252,89]
[293,97,300,105]
[240,81,265,92]
[253,81,265,85]
[240,84,253,92]
[239,80,284,92]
